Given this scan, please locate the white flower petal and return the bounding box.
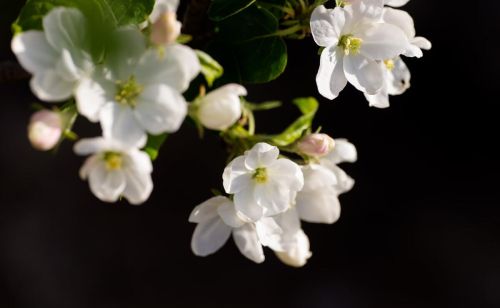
[244,142,279,169]
[255,217,284,252]
[296,188,341,224]
[382,8,415,39]
[135,45,200,92]
[268,159,304,192]
[100,103,147,149]
[43,7,87,51]
[105,27,147,79]
[232,224,265,263]
[358,23,409,61]
[412,36,432,50]
[325,139,358,164]
[150,0,180,22]
[79,155,99,179]
[11,31,57,74]
[386,57,410,95]
[350,0,384,22]
[217,199,245,228]
[384,0,409,7]
[223,156,252,194]
[88,164,127,203]
[191,217,231,257]
[30,70,74,102]
[126,149,153,174]
[301,164,338,192]
[343,54,384,95]
[75,73,114,122]
[254,182,291,216]
[189,196,228,223]
[122,168,153,205]
[234,187,263,222]
[275,230,312,268]
[55,49,81,81]
[134,84,187,134]
[74,137,108,156]
[330,165,355,194]
[310,6,344,47]
[316,47,347,100]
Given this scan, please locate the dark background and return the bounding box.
[1,1,499,307]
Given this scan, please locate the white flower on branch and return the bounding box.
[75,27,200,146]
[197,84,247,131]
[189,196,284,263]
[223,143,304,221]
[273,208,312,267]
[296,138,357,224]
[311,1,409,100]
[74,137,153,205]
[11,7,93,102]
[364,56,410,108]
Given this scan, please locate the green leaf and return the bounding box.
[208,0,256,22]
[196,50,224,87]
[12,0,154,33]
[270,97,319,146]
[144,133,168,161]
[208,4,288,84]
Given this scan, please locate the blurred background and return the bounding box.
[1,1,499,307]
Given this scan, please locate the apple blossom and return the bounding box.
[311,1,409,100]
[27,110,63,151]
[189,196,284,263]
[196,84,247,131]
[364,56,410,108]
[11,7,93,102]
[74,137,153,205]
[75,27,200,147]
[273,208,312,267]
[223,143,304,221]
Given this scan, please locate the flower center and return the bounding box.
[253,167,268,184]
[384,59,395,71]
[338,35,362,55]
[115,76,143,108]
[104,152,123,171]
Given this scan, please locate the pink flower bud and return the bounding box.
[150,11,181,45]
[28,110,63,151]
[297,133,335,157]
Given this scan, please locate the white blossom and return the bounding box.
[295,139,357,224]
[74,137,153,205]
[28,110,63,151]
[75,27,200,147]
[11,7,93,102]
[311,1,409,100]
[189,196,284,263]
[364,56,410,108]
[197,84,246,131]
[223,143,304,221]
[273,208,312,267]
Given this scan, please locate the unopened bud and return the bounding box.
[28,110,63,151]
[151,11,181,45]
[297,133,335,157]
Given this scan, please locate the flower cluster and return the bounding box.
[190,138,356,267]
[311,0,431,107]
[12,0,429,267]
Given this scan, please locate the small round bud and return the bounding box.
[197,84,247,131]
[296,133,335,157]
[151,11,181,45]
[28,110,63,151]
